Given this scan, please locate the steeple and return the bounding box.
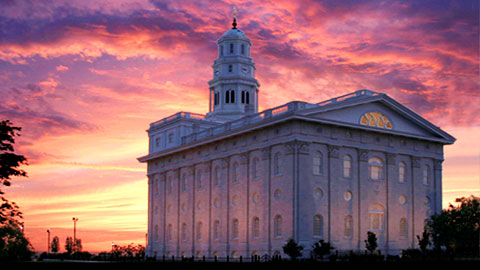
[206,8,260,122]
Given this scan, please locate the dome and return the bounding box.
[218,28,249,42]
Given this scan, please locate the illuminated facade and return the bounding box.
[138,17,455,259]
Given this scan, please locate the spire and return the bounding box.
[232,7,237,29]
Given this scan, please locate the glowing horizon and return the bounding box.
[1,0,478,253]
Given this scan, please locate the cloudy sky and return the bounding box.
[1,0,478,253]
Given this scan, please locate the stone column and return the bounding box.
[386,153,397,254]
[411,156,421,248]
[222,157,230,257]
[240,152,250,256]
[261,147,272,255]
[327,145,339,244]
[433,160,443,215]
[147,175,153,256]
[357,149,369,251]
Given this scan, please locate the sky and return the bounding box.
[0,0,479,253]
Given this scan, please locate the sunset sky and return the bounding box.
[0,0,478,253]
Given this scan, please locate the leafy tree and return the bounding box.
[51,236,59,253]
[65,237,73,254]
[75,238,82,253]
[111,243,145,261]
[282,238,303,260]
[417,230,431,254]
[365,231,378,254]
[0,224,34,261]
[428,195,480,257]
[0,120,28,226]
[311,239,334,261]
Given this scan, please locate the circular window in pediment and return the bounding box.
[360,112,393,129]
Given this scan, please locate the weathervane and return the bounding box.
[232,6,237,29]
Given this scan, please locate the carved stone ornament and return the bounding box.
[387,153,397,165]
[284,141,296,155]
[298,141,310,155]
[328,145,339,159]
[359,150,369,162]
[412,157,421,168]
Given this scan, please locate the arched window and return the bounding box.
[241,91,245,104]
[213,220,220,240]
[181,173,187,192]
[214,92,219,105]
[313,215,323,237]
[343,155,352,178]
[197,169,203,189]
[181,223,187,241]
[231,90,235,103]
[228,64,233,72]
[399,162,406,183]
[313,151,323,175]
[225,90,230,103]
[274,215,282,237]
[220,45,223,56]
[344,215,353,238]
[196,222,202,241]
[252,157,260,179]
[232,162,239,183]
[167,176,173,194]
[241,44,245,55]
[368,204,385,231]
[246,91,250,104]
[214,166,220,186]
[400,218,408,238]
[423,164,430,185]
[274,152,282,175]
[368,157,384,180]
[167,224,172,242]
[232,219,239,239]
[252,217,260,238]
[230,43,234,54]
[360,112,393,129]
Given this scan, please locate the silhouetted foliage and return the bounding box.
[282,238,303,260]
[51,236,59,253]
[365,231,378,254]
[417,230,431,255]
[428,195,480,257]
[0,120,28,226]
[111,243,145,261]
[0,224,33,261]
[311,239,334,261]
[65,237,73,254]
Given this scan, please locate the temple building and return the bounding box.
[138,14,455,259]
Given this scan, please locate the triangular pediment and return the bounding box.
[300,94,455,144]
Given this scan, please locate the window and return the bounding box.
[274,215,282,237]
[399,162,406,183]
[344,215,353,238]
[274,152,282,175]
[182,173,187,192]
[214,166,221,186]
[368,204,385,231]
[225,90,230,103]
[252,217,260,238]
[423,164,430,185]
[360,112,393,129]
[246,91,250,104]
[228,64,233,72]
[241,44,245,55]
[220,45,223,56]
[168,133,173,143]
[155,137,161,147]
[252,157,260,179]
[197,169,203,189]
[230,43,234,54]
[214,92,219,105]
[181,223,187,241]
[241,91,245,104]
[343,155,352,178]
[196,222,202,241]
[232,219,239,239]
[400,218,408,238]
[231,90,235,103]
[167,176,173,194]
[213,220,220,240]
[232,162,239,183]
[313,151,323,175]
[368,157,384,180]
[313,215,323,237]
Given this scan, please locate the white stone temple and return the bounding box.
[138,12,455,259]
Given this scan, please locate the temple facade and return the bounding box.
[138,15,455,259]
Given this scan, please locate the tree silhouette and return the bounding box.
[282,238,303,260]
[365,231,378,254]
[0,224,33,261]
[0,120,28,226]
[65,237,73,254]
[51,236,59,253]
[311,239,334,261]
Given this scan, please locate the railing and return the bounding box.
[153,89,380,148]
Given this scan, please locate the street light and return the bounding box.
[72,217,79,253]
[47,229,50,254]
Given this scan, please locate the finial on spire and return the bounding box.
[232,6,237,29]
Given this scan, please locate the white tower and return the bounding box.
[206,8,260,122]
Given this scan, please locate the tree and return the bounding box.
[311,239,334,261]
[417,230,431,255]
[75,238,82,253]
[65,237,73,254]
[365,231,378,254]
[0,224,33,261]
[428,195,480,257]
[0,120,28,226]
[51,236,59,253]
[282,238,303,260]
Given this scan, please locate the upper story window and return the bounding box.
[313,151,323,175]
[220,45,223,56]
[230,43,234,54]
[181,173,187,192]
[252,217,260,238]
[274,152,282,175]
[214,166,221,186]
[399,162,406,183]
[168,133,174,144]
[274,215,282,237]
[225,90,230,103]
[155,136,161,147]
[228,64,233,72]
[167,176,173,194]
[344,215,353,238]
[360,112,393,129]
[368,157,384,180]
[230,90,235,103]
[214,92,219,105]
[197,169,203,189]
[368,204,385,231]
[252,157,260,179]
[241,44,245,55]
[343,155,352,178]
[232,162,239,183]
[423,164,430,185]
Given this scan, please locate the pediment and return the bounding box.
[301,97,455,144]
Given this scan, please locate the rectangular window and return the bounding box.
[168,133,173,144]
[228,65,232,72]
[230,43,234,54]
[155,137,161,147]
[241,44,245,55]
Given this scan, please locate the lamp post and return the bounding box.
[47,229,50,254]
[72,217,78,253]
